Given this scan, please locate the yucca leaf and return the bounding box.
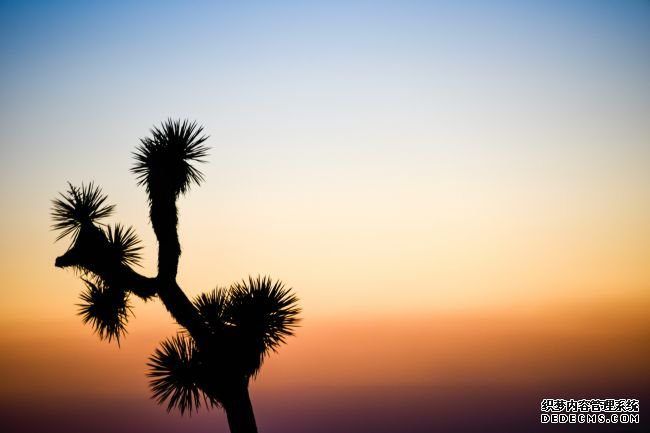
[77,278,131,345]
[226,276,301,375]
[193,287,229,333]
[132,119,209,198]
[51,182,115,241]
[147,333,217,415]
[106,223,143,267]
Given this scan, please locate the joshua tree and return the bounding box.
[51,119,300,433]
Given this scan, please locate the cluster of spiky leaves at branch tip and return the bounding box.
[51,182,144,341]
[148,333,218,415]
[106,223,143,267]
[52,182,143,266]
[51,182,115,241]
[132,118,209,199]
[148,276,300,414]
[78,277,133,345]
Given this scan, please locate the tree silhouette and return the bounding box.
[51,119,300,433]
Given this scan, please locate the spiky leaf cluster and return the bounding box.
[106,223,143,267]
[132,119,209,198]
[77,278,132,344]
[51,182,115,241]
[193,288,229,333]
[147,334,217,415]
[228,276,301,357]
[148,277,299,415]
[51,181,144,276]
[195,276,301,375]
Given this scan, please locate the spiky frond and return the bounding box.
[77,278,131,344]
[148,334,216,415]
[190,278,300,378]
[132,119,209,198]
[226,276,301,372]
[51,182,115,241]
[193,287,229,332]
[106,224,143,267]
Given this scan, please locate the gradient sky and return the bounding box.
[1,1,649,432]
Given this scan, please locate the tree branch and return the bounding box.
[55,253,157,300]
[149,194,210,340]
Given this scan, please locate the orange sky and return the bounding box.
[3,294,649,394]
[1,295,648,432]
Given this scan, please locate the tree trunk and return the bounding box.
[223,385,258,433]
[149,193,210,341]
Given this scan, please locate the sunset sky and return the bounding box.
[1,1,649,432]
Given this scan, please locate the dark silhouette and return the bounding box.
[51,119,300,433]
